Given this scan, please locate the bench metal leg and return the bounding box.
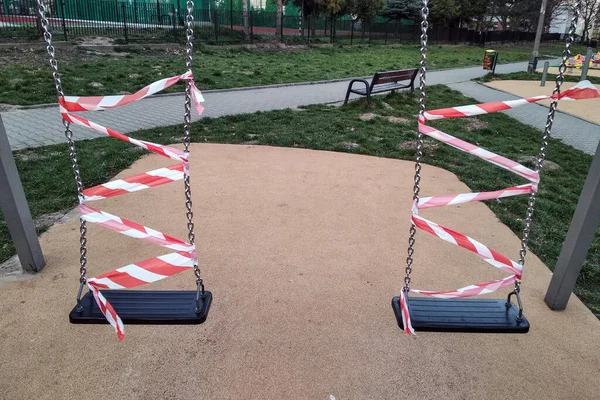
[344,87,352,105]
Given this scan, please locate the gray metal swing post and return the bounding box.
[0,115,45,273]
[545,140,600,310]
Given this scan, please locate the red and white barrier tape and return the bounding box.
[86,251,195,340]
[411,274,517,299]
[87,251,195,290]
[61,73,206,340]
[422,80,599,121]
[402,80,599,335]
[411,214,522,276]
[83,163,185,201]
[418,183,535,210]
[60,71,204,114]
[399,290,415,335]
[87,283,125,341]
[79,205,194,253]
[62,112,188,162]
[418,122,540,184]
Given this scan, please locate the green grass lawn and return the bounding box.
[1,84,598,315]
[0,42,589,106]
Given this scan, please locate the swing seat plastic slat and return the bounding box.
[70,290,212,325]
[391,296,529,333]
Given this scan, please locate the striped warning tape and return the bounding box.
[60,71,204,114]
[400,80,599,335]
[418,122,539,184]
[418,183,535,210]
[411,214,522,277]
[422,80,599,121]
[86,251,195,341]
[87,283,125,341]
[411,275,517,299]
[79,205,195,253]
[83,163,185,201]
[87,251,195,290]
[59,72,205,340]
[62,112,188,162]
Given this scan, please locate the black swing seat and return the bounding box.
[392,296,529,333]
[70,290,212,325]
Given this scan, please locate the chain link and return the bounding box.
[515,2,581,294]
[403,0,429,293]
[182,1,202,285]
[37,0,88,284]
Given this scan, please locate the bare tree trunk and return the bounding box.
[311,7,316,37]
[529,0,548,72]
[243,0,249,39]
[276,0,283,37]
[36,13,44,39]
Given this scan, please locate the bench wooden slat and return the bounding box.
[370,82,411,93]
[373,70,416,85]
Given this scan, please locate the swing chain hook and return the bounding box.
[514,1,581,298]
[37,0,89,289]
[403,0,429,293]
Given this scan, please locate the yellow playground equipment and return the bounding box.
[566,52,600,68]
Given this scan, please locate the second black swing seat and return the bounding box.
[391,295,529,333]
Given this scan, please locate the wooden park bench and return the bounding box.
[344,68,418,105]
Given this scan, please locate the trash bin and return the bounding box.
[483,49,498,74]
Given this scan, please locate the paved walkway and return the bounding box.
[3,59,598,154]
[449,81,600,154]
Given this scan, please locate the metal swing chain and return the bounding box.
[36,1,88,291]
[514,1,581,299]
[182,1,204,298]
[403,0,429,294]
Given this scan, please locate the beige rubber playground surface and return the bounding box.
[1,144,599,399]
[485,79,600,124]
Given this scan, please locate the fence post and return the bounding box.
[581,47,593,81]
[544,139,600,311]
[281,10,284,43]
[230,0,233,30]
[540,61,549,86]
[0,115,45,273]
[134,0,139,24]
[214,10,218,41]
[250,12,253,44]
[307,15,311,44]
[171,4,177,41]
[350,19,354,45]
[60,0,68,41]
[384,22,388,45]
[368,20,372,44]
[121,3,128,43]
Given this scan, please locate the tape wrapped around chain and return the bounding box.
[61,73,205,340]
[400,80,600,335]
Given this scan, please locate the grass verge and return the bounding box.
[1,85,598,315]
[0,42,589,105]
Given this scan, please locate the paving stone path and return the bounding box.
[2,59,598,154]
